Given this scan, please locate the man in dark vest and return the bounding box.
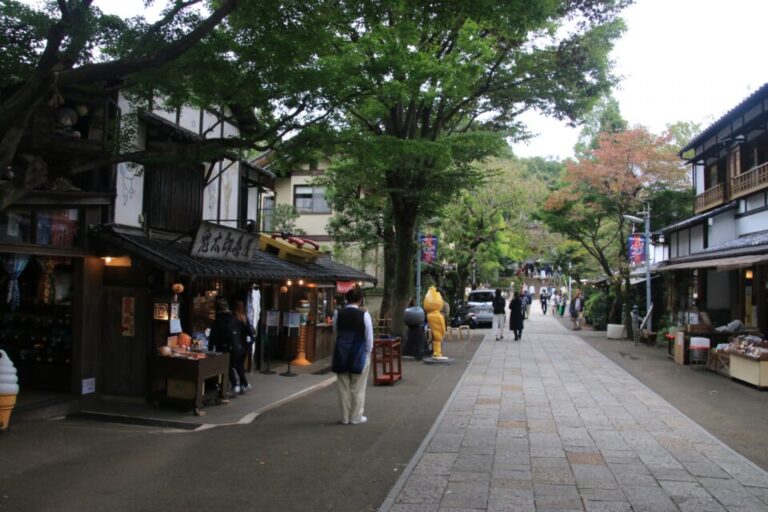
[332,287,373,425]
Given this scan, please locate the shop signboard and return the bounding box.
[190,221,258,262]
[627,234,646,264]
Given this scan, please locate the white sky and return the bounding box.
[29,0,768,161]
[512,0,768,160]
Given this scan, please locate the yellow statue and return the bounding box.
[423,286,446,358]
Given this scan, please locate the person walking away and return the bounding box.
[523,289,532,319]
[331,287,373,425]
[570,290,584,330]
[540,289,548,315]
[232,300,255,392]
[208,299,247,396]
[508,292,524,341]
[491,289,506,340]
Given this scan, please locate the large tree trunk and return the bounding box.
[390,194,418,338]
[378,224,396,321]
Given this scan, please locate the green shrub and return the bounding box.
[584,289,611,330]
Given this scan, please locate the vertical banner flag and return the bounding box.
[627,234,646,264]
[420,234,438,264]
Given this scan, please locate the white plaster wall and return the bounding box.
[202,160,240,228]
[247,186,260,221]
[706,269,731,309]
[202,111,220,138]
[694,164,705,194]
[677,229,690,256]
[690,224,705,254]
[114,93,147,227]
[178,105,200,134]
[150,99,176,123]
[709,210,737,246]
[222,120,238,139]
[737,208,768,237]
[746,193,766,212]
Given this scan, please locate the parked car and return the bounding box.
[462,289,495,327]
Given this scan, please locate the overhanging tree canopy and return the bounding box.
[316,0,631,330]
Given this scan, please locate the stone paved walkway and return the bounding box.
[380,309,768,511]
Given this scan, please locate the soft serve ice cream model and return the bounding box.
[0,349,20,430]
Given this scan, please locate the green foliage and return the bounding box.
[269,204,304,235]
[584,288,612,330]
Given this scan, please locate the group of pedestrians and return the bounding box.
[491,287,525,341]
[489,285,586,341]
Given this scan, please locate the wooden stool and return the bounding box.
[458,325,470,340]
[446,326,458,340]
[372,337,402,385]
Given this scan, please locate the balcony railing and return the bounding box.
[731,161,768,200]
[694,183,725,214]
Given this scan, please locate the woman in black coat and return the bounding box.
[508,291,524,341]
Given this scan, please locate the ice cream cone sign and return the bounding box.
[0,350,20,431]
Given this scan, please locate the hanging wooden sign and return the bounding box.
[190,221,258,262]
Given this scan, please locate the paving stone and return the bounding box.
[674,497,727,512]
[621,484,678,512]
[491,476,533,489]
[698,477,768,509]
[578,488,628,501]
[397,476,449,504]
[567,452,606,466]
[448,472,491,484]
[658,480,711,499]
[414,453,459,476]
[453,452,494,473]
[572,463,619,489]
[528,419,558,433]
[682,460,732,479]
[439,481,489,509]
[606,462,657,487]
[498,420,526,429]
[390,504,440,512]
[747,485,768,506]
[428,433,465,453]
[533,465,577,485]
[582,500,632,512]
[487,488,535,512]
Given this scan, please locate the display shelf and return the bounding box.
[729,354,768,389]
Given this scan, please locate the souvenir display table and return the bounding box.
[150,352,229,415]
[717,336,768,389]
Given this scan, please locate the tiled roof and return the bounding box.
[656,202,737,235]
[659,229,768,266]
[91,224,375,283]
[681,82,768,154]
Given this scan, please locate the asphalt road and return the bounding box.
[0,334,484,512]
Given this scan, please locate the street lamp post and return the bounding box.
[624,207,652,332]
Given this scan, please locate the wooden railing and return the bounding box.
[731,162,768,200]
[694,183,725,214]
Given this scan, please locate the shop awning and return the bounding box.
[90,224,376,284]
[658,254,768,272]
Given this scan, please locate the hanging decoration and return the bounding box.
[3,255,29,311]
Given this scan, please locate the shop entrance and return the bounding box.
[100,287,149,397]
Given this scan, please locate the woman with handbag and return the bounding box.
[331,287,373,425]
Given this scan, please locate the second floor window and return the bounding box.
[294,186,330,214]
